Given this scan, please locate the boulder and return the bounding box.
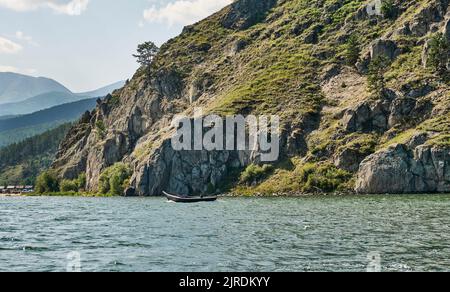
[422,39,431,68]
[341,99,393,133]
[335,148,368,172]
[395,24,412,36]
[231,38,249,54]
[188,74,213,103]
[341,103,372,132]
[388,97,417,128]
[356,144,413,194]
[370,100,390,131]
[370,39,400,61]
[356,144,450,194]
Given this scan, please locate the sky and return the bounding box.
[0,0,232,92]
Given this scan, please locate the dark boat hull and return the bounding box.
[164,191,218,203]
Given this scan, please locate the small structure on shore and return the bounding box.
[0,185,34,194]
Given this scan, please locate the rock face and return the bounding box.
[408,0,449,36]
[335,148,368,172]
[340,87,433,134]
[357,39,400,72]
[52,0,450,196]
[356,144,450,194]
[221,0,277,30]
[129,140,251,196]
[370,39,400,61]
[445,19,450,40]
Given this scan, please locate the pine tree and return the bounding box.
[368,56,390,97]
[427,33,450,82]
[133,41,159,67]
[344,34,361,66]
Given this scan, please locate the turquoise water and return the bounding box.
[1,195,450,272]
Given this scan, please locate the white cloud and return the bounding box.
[0,36,22,54]
[0,0,89,16]
[0,65,37,74]
[143,0,232,27]
[15,31,39,46]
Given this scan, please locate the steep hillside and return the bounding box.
[53,0,450,196]
[0,98,97,147]
[0,72,71,104]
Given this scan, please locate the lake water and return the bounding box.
[1,195,450,272]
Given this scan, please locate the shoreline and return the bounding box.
[5,191,450,198]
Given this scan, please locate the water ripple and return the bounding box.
[0,195,450,271]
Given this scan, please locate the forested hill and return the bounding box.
[0,123,72,185]
[0,98,97,148]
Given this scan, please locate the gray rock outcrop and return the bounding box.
[370,39,400,61]
[445,19,450,40]
[340,88,432,134]
[356,144,450,194]
[129,140,250,196]
[409,0,449,36]
[221,0,277,30]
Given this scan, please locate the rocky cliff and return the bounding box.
[53,0,450,195]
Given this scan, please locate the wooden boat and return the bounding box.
[163,191,218,203]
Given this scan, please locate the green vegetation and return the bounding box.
[381,0,398,19]
[330,0,365,24]
[386,46,432,85]
[133,41,159,67]
[380,115,450,149]
[0,98,96,148]
[338,133,378,156]
[0,123,72,185]
[99,163,132,195]
[368,56,390,97]
[234,159,353,195]
[299,163,352,193]
[240,164,274,185]
[60,179,78,192]
[344,34,361,66]
[95,120,106,139]
[107,93,121,108]
[35,170,59,193]
[426,33,450,82]
[0,122,68,148]
[60,173,87,192]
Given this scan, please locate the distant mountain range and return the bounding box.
[0,92,90,116]
[0,98,97,148]
[76,81,126,98]
[0,72,125,116]
[0,72,71,104]
[0,72,125,148]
